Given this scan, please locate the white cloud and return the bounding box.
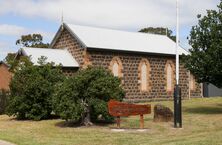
[0,24,54,41]
[0,0,220,54]
[0,0,220,30]
[0,24,27,36]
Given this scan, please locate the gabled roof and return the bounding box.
[51,23,188,55]
[18,47,79,67]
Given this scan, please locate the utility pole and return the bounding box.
[174,0,182,128]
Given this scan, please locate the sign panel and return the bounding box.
[108,100,151,117]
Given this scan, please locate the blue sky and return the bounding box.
[0,0,220,60]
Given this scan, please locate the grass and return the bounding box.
[1,97,222,145]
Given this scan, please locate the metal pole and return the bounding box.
[176,0,179,84]
[174,0,182,128]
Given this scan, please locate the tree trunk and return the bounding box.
[81,101,93,126]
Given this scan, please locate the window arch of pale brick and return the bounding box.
[138,58,151,92]
[190,73,196,90]
[165,60,175,92]
[109,57,123,78]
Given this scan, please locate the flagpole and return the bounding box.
[174,0,182,128]
[176,0,179,85]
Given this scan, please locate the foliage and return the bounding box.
[52,77,84,122]
[5,33,49,72]
[4,53,32,73]
[4,53,16,67]
[53,67,125,125]
[182,1,222,88]
[90,98,114,122]
[0,89,9,115]
[139,27,176,42]
[16,34,49,48]
[6,57,65,120]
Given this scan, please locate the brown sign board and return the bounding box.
[108,100,151,117]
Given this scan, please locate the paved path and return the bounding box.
[0,140,16,145]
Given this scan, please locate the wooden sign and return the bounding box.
[108,100,151,129]
[108,100,151,116]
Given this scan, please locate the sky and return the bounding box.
[0,0,220,60]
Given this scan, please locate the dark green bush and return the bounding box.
[6,58,65,120]
[0,89,9,114]
[53,66,125,125]
[90,98,114,122]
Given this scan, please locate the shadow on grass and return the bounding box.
[55,120,82,128]
[9,114,60,121]
[55,120,115,128]
[216,104,222,107]
[183,106,222,114]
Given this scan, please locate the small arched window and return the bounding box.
[138,59,151,92]
[141,63,147,91]
[190,73,195,90]
[112,61,119,77]
[109,57,123,78]
[165,61,174,92]
[167,64,172,91]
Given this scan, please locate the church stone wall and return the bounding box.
[52,28,202,102]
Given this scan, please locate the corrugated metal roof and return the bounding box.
[19,47,79,67]
[65,23,188,55]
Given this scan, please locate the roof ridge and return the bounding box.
[65,23,168,38]
[51,23,188,56]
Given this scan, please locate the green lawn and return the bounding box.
[1,97,222,145]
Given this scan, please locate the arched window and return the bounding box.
[141,63,147,91]
[109,57,123,78]
[138,59,151,91]
[167,64,172,91]
[165,61,174,92]
[112,61,119,77]
[190,73,195,90]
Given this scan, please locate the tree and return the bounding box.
[53,67,125,126]
[0,89,9,115]
[6,57,65,120]
[16,34,49,48]
[139,27,176,42]
[4,53,32,73]
[182,1,222,88]
[4,33,49,72]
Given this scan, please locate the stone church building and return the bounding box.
[17,23,202,102]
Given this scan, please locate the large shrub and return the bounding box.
[6,58,65,120]
[183,1,222,88]
[53,67,125,125]
[0,89,9,114]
